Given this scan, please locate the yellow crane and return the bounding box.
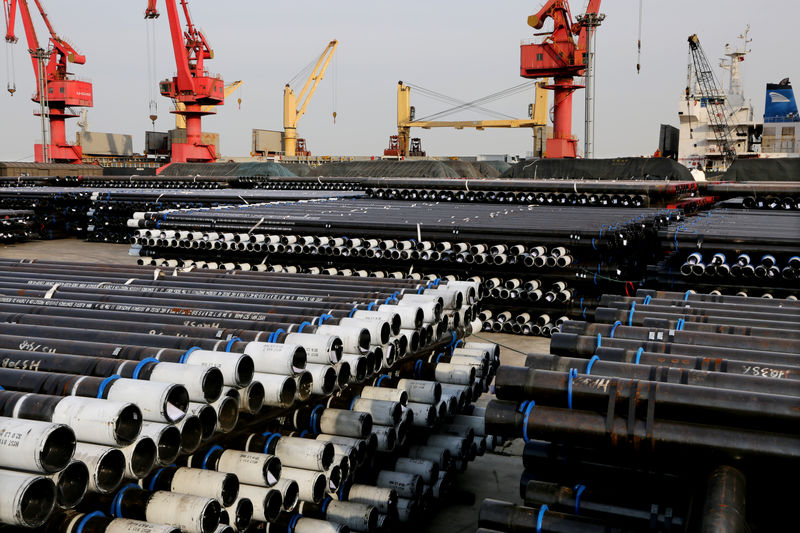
[283,40,338,157]
[173,80,243,129]
[390,81,548,157]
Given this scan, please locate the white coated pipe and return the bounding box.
[407,445,451,470]
[395,457,438,484]
[224,383,264,415]
[216,450,280,487]
[144,491,221,533]
[0,417,74,474]
[236,484,282,523]
[315,435,365,465]
[49,396,142,446]
[119,436,158,479]
[453,414,486,436]
[167,468,239,508]
[427,434,468,457]
[243,341,307,373]
[170,416,204,454]
[181,350,253,388]
[323,500,378,533]
[434,363,475,385]
[359,385,408,406]
[346,484,397,515]
[406,402,436,427]
[280,467,327,504]
[394,298,439,323]
[251,372,297,408]
[103,518,181,533]
[318,409,372,438]
[350,398,401,426]
[325,464,342,492]
[48,460,88,509]
[377,304,422,329]
[337,317,390,346]
[372,425,397,452]
[294,371,313,402]
[147,362,223,403]
[305,363,337,396]
[341,354,367,383]
[313,325,369,355]
[272,478,300,512]
[294,517,348,533]
[211,395,239,434]
[0,470,55,527]
[108,379,191,423]
[186,403,218,440]
[376,470,422,499]
[72,442,125,494]
[274,436,334,471]
[351,310,402,336]
[396,379,442,404]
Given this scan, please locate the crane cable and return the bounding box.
[409,81,536,122]
[331,50,337,124]
[145,15,158,124]
[636,0,643,74]
[4,39,15,95]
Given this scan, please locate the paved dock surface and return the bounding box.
[0,238,546,532]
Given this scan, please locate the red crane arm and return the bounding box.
[144,0,158,19]
[3,0,43,82]
[528,0,572,32]
[3,0,19,43]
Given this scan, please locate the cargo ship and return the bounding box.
[678,28,800,172]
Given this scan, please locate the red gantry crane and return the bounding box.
[520,0,601,158]
[3,0,92,163]
[145,0,224,163]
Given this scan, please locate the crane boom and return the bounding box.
[687,34,736,166]
[283,40,338,157]
[145,0,224,164]
[520,0,602,158]
[3,0,92,163]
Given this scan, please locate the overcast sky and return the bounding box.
[1,0,798,161]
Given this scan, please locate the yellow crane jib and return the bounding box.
[283,39,338,157]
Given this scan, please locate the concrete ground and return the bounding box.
[0,238,548,532]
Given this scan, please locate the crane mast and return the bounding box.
[283,40,338,157]
[3,0,93,163]
[519,0,601,158]
[145,0,224,163]
[687,34,736,167]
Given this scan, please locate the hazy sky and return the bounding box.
[1,1,798,161]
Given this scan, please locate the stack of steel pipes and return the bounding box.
[653,209,800,296]
[246,177,701,208]
[702,181,800,211]
[0,186,357,243]
[0,258,500,531]
[129,199,680,337]
[0,209,36,243]
[479,289,799,532]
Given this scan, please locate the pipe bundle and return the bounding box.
[0,186,357,244]
[0,258,499,531]
[653,209,800,296]
[481,289,799,532]
[129,198,679,337]
[0,209,35,243]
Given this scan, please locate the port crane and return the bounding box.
[3,0,92,163]
[283,40,338,157]
[145,0,224,163]
[687,33,737,166]
[387,81,549,158]
[174,79,242,129]
[520,0,601,158]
